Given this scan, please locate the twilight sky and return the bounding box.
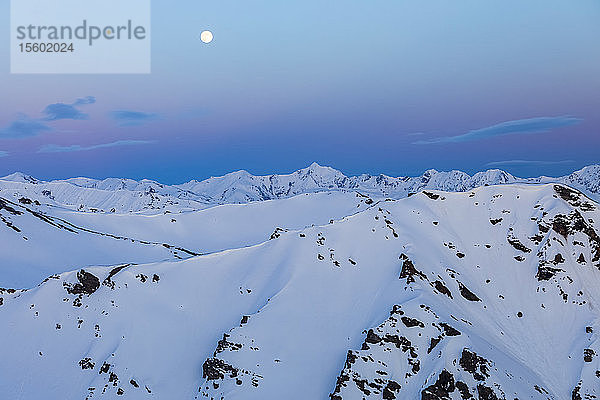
[0,0,599,183]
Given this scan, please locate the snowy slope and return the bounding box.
[0,183,598,399]
[2,164,599,213]
[0,196,196,289]
[561,165,600,197]
[0,191,374,288]
[51,191,374,255]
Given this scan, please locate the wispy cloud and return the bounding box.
[1,96,97,139]
[38,140,155,153]
[0,150,9,158]
[42,96,96,121]
[414,116,582,145]
[0,115,51,138]
[72,96,96,106]
[485,159,575,168]
[43,104,89,121]
[110,110,159,126]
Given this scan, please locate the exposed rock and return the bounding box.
[99,362,110,374]
[421,370,455,399]
[554,185,595,211]
[455,381,473,399]
[584,348,595,362]
[476,384,499,400]
[423,191,441,200]
[78,358,95,370]
[427,336,442,354]
[401,316,425,328]
[382,380,401,399]
[433,280,453,298]
[65,270,100,295]
[458,282,481,302]
[507,235,531,253]
[214,333,242,355]
[439,323,461,337]
[365,329,382,344]
[536,265,563,281]
[202,358,239,381]
[103,265,129,289]
[459,349,490,381]
[399,254,426,284]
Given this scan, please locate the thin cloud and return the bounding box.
[43,96,96,121]
[0,115,51,138]
[414,116,582,145]
[0,96,96,139]
[43,103,89,121]
[38,140,155,153]
[110,110,159,126]
[485,160,575,168]
[0,150,8,157]
[73,96,96,106]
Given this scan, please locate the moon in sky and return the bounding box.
[200,30,214,44]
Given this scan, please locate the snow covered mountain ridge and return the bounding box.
[2,163,600,399]
[1,182,599,399]
[1,163,599,213]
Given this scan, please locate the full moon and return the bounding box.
[200,30,213,44]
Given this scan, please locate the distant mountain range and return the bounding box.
[1,163,599,213]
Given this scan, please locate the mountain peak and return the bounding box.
[224,169,252,179]
[304,162,341,174]
[0,172,40,184]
